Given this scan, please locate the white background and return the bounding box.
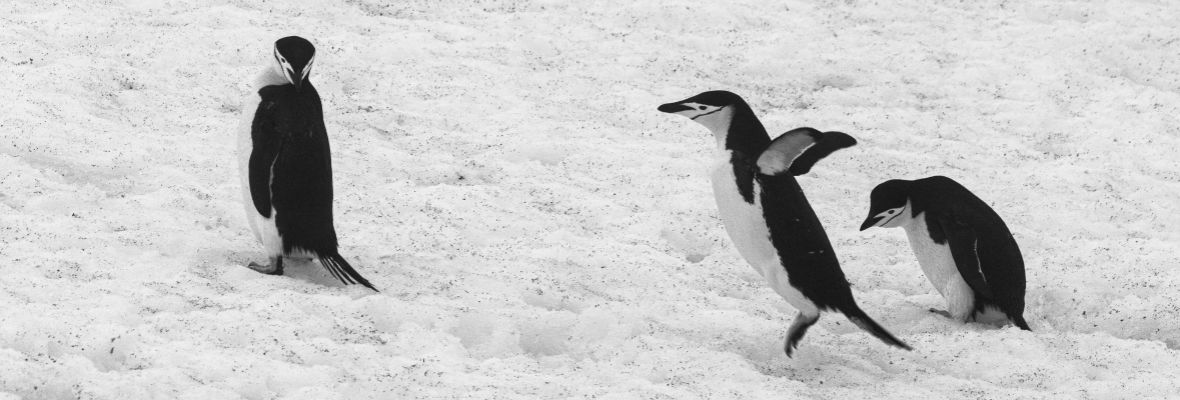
[1,0,1178,398]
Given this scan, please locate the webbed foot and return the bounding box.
[784,312,820,357]
[928,308,952,319]
[247,256,284,275]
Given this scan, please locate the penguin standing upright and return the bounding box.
[659,91,910,356]
[860,176,1028,330]
[236,36,377,291]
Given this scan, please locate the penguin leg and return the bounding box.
[248,256,284,275]
[784,312,820,357]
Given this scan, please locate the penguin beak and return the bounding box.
[658,103,693,113]
[859,216,881,231]
[280,66,304,91]
[861,206,905,230]
[291,69,305,91]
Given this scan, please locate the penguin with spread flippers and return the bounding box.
[236,36,377,291]
[860,176,1029,330]
[659,91,910,356]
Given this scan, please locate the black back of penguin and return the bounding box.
[907,177,1023,266]
[908,177,1016,241]
[757,172,858,311]
[251,83,339,255]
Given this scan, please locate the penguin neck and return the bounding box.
[718,102,771,157]
[694,107,733,147]
[889,199,920,229]
[254,66,289,89]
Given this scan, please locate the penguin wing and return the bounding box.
[756,128,857,176]
[936,215,995,299]
[248,99,281,218]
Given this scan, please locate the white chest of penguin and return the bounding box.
[709,151,779,274]
[708,151,818,314]
[901,212,974,318]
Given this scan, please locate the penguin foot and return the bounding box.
[783,312,820,357]
[928,308,952,319]
[247,256,284,275]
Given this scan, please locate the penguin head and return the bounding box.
[658,91,742,144]
[272,36,316,91]
[860,180,913,230]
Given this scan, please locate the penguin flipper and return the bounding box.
[248,98,281,217]
[756,128,857,176]
[320,253,378,292]
[938,217,995,299]
[248,146,278,217]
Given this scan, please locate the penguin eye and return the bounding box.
[698,106,707,110]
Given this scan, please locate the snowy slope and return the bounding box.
[2,0,1179,398]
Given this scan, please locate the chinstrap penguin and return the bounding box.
[236,36,377,291]
[659,90,910,356]
[860,176,1029,330]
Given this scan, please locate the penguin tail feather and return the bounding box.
[843,307,911,351]
[1011,315,1032,331]
[320,253,379,292]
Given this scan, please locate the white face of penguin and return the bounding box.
[869,202,911,229]
[302,54,315,80]
[667,103,735,147]
[272,46,315,85]
[272,46,295,84]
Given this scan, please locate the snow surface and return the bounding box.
[2,0,1180,398]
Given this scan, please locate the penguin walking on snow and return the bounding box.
[860,176,1028,330]
[659,91,910,356]
[236,36,377,291]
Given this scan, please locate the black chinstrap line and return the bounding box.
[877,210,903,227]
[689,105,726,120]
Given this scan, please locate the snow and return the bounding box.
[2,0,1179,398]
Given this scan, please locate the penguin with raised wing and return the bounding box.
[659,91,910,356]
[860,176,1029,330]
[235,36,377,291]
